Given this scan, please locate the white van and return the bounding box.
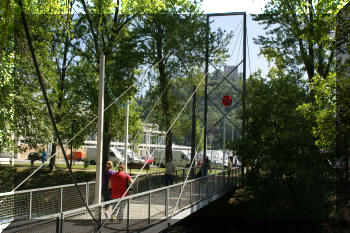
[153,149,190,168]
[117,148,144,163]
[197,150,229,168]
[86,147,123,165]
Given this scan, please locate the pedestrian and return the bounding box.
[102,161,115,202]
[201,156,210,177]
[108,163,133,223]
[165,156,175,186]
[41,149,47,164]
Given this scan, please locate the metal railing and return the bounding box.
[0,167,207,224]
[1,168,241,233]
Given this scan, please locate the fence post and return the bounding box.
[148,193,151,224]
[190,181,192,204]
[148,174,151,191]
[86,182,89,205]
[127,198,130,232]
[178,184,181,210]
[59,213,64,233]
[60,187,63,213]
[56,216,60,233]
[206,177,209,197]
[29,191,32,219]
[198,178,201,200]
[136,178,139,194]
[165,187,169,218]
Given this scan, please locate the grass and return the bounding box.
[0,165,96,192]
[1,162,227,193]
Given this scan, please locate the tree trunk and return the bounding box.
[156,22,173,162]
[49,142,56,171]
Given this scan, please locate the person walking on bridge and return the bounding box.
[102,161,115,202]
[108,163,133,223]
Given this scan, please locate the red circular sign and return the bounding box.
[222,95,232,106]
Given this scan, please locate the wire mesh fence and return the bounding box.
[1,168,240,232]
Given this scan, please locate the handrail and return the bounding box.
[61,170,225,216]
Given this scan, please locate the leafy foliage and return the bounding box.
[229,72,334,220]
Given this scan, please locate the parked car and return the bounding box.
[117,148,144,164]
[143,155,154,165]
[28,152,41,161]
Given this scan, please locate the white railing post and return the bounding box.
[198,178,201,200]
[148,193,151,224]
[136,178,139,193]
[86,182,89,205]
[29,191,32,219]
[60,187,63,213]
[190,181,192,204]
[165,187,169,218]
[127,198,130,231]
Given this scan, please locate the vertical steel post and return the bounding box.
[60,187,63,213]
[127,199,130,232]
[242,13,247,178]
[125,100,129,171]
[29,191,32,219]
[191,85,196,179]
[198,178,201,200]
[95,54,105,204]
[204,14,209,167]
[165,187,169,218]
[190,181,192,204]
[136,178,139,193]
[148,174,151,190]
[223,116,226,172]
[60,213,64,233]
[86,182,89,205]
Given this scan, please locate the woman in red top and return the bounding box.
[108,163,133,222]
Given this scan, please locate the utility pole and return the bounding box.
[95,54,105,204]
[125,100,129,171]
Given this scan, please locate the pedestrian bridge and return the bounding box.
[1,167,241,233]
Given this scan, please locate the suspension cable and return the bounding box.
[97,71,207,232]
[17,0,102,227]
[170,130,204,219]
[12,81,134,192]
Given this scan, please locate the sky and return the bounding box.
[200,0,271,78]
[201,0,268,14]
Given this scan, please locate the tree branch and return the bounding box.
[79,0,100,55]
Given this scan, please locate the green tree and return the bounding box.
[253,0,346,82]
[138,2,232,161]
[75,0,167,170]
[230,72,334,221]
